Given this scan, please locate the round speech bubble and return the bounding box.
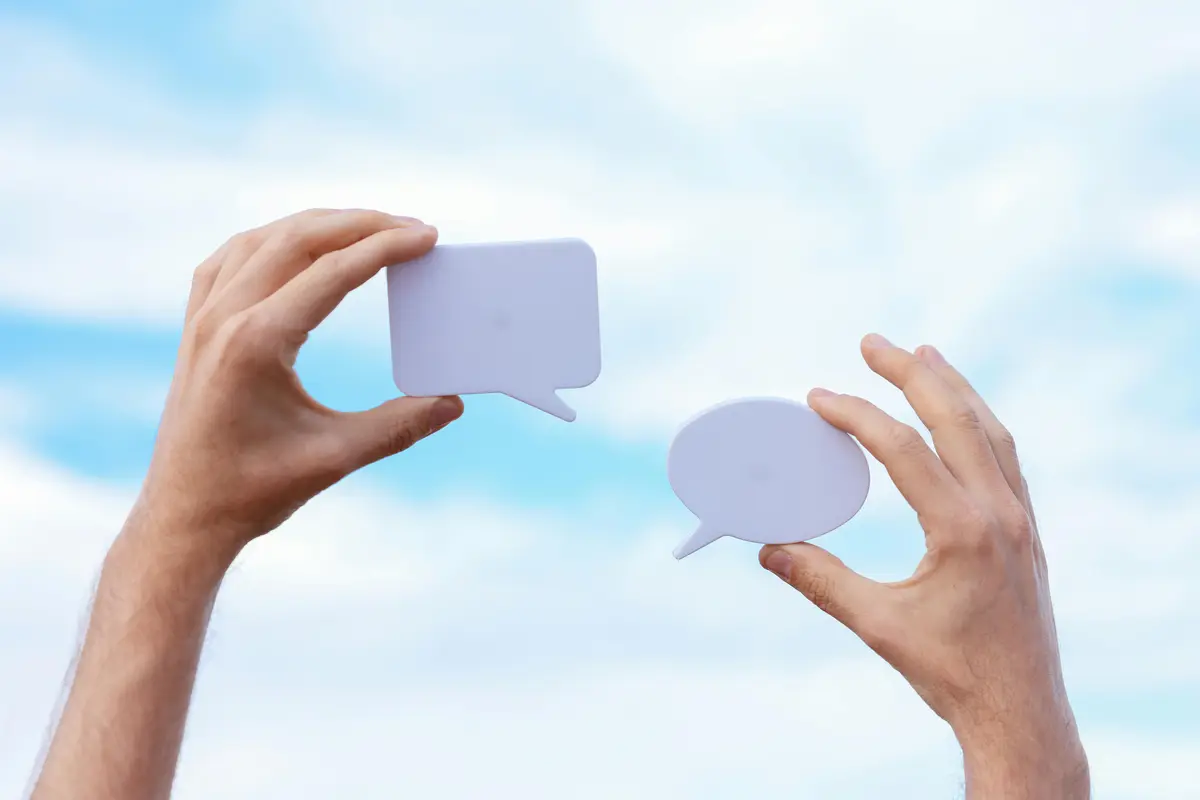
[668,397,870,559]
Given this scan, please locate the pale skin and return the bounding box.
[30,208,1086,798]
[761,336,1089,798]
[30,209,463,800]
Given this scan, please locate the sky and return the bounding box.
[1,0,1199,797]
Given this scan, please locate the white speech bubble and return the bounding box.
[668,397,870,559]
[387,239,601,421]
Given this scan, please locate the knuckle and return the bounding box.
[383,419,421,455]
[798,570,837,615]
[191,259,219,287]
[950,506,999,554]
[315,250,343,275]
[353,208,391,227]
[188,307,221,343]
[943,401,981,432]
[887,423,926,457]
[995,424,1017,454]
[792,566,840,618]
[1019,475,1033,502]
[1001,501,1035,545]
[226,230,260,256]
[212,309,272,363]
[226,308,266,340]
[268,225,308,255]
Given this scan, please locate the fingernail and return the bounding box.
[863,333,892,349]
[429,397,463,431]
[391,215,423,226]
[917,345,947,366]
[808,387,836,402]
[763,550,793,582]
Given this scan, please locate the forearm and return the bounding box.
[959,716,1090,800]
[32,507,239,800]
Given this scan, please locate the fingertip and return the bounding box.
[807,387,837,405]
[807,389,850,428]
[861,333,892,351]
[760,546,794,582]
[428,395,464,431]
[408,223,439,250]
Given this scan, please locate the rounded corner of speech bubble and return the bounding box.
[666,396,871,560]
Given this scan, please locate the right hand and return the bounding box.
[135,208,463,557]
[759,335,1088,798]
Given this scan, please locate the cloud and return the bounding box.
[1087,733,1200,800]
[2,400,1198,798]
[1136,196,1200,278]
[4,4,1200,797]
[9,1,1198,442]
[174,659,957,800]
[583,0,1200,126]
[0,435,960,799]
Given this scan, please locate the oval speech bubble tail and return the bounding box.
[673,524,723,560]
[504,389,577,422]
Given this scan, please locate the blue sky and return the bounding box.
[2,1,1200,797]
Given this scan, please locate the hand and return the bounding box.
[759,335,1088,798]
[137,208,464,554]
[30,209,464,800]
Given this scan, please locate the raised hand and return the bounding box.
[760,334,1088,799]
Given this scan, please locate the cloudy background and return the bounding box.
[2,0,1199,797]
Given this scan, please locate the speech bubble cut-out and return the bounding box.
[386,239,602,422]
[668,397,870,559]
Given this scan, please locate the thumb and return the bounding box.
[760,543,882,634]
[338,395,463,471]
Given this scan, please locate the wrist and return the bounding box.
[957,714,1089,799]
[109,499,244,596]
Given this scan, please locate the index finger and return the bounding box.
[806,388,968,535]
[261,223,438,332]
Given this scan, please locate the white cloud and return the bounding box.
[2,414,1199,797]
[4,6,1200,796]
[1087,733,1200,800]
[174,660,957,800]
[1136,196,1200,277]
[0,437,959,799]
[5,3,1198,443]
[584,0,1200,129]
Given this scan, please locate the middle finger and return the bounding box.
[860,334,1009,499]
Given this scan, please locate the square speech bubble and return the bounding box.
[386,238,602,422]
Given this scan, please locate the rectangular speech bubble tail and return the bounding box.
[504,389,577,422]
[673,524,723,560]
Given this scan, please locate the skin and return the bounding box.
[30,208,463,800]
[760,334,1089,799]
[29,208,1085,798]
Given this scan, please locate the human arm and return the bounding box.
[760,335,1088,799]
[30,209,464,800]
